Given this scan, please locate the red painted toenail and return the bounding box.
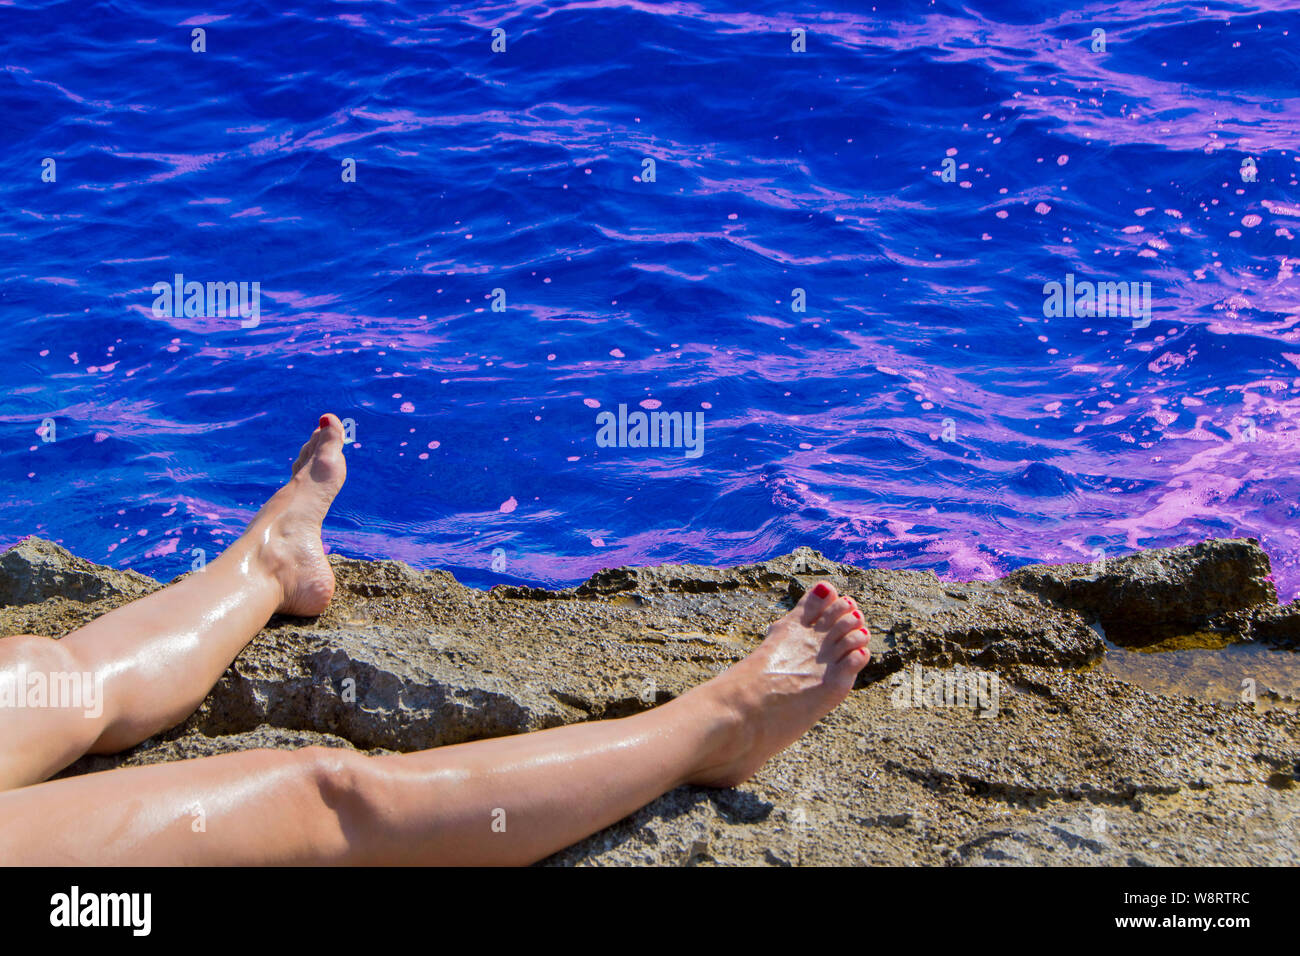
[859,627,870,637]
[319,416,330,428]
[812,583,831,598]
[853,610,863,621]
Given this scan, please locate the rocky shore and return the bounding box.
[2,535,1298,865]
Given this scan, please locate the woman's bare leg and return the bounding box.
[0,414,347,790]
[0,583,871,865]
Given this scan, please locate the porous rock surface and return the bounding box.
[1,535,1296,866]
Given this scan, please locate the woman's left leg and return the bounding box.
[0,582,870,865]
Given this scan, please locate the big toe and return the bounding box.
[317,413,344,440]
[293,414,346,476]
[796,581,840,626]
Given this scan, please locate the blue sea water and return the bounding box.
[1,1,1298,597]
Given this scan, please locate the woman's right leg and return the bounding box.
[0,415,347,791]
[0,582,870,866]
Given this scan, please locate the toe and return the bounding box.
[797,581,839,625]
[828,608,865,642]
[822,644,869,693]
[317,414,345,449]
[292,415,345,476]
[847,644,871,669]
[835,626,870,660]
[818,596,855,630]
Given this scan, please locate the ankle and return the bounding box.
[228,521,290,607]
[661,683,748,787]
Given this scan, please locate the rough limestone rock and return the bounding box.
[0,536,155,609]
[1251,604,1300,649]
[1006,539,1277,645]
[1,534,1297,866]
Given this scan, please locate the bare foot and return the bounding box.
[683,581,870,787]
[243,414,347,616]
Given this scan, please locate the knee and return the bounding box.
[0,633,78,675]
[0,634,95,723]
[294,746,386,859]
[0,634,105,772]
